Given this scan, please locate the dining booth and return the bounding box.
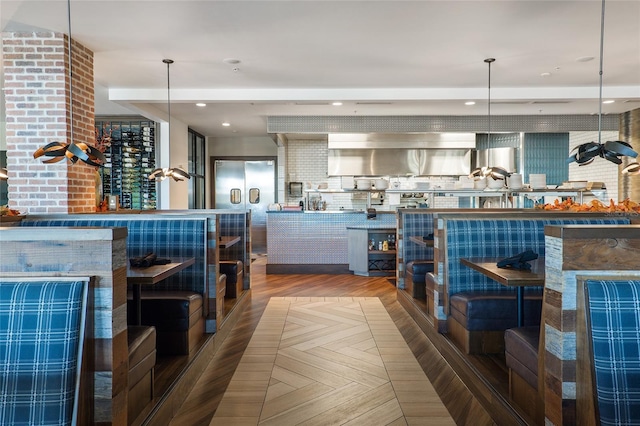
[0,209,252,425]
[395,208,636,425]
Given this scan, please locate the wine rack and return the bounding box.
[96,120,157,210]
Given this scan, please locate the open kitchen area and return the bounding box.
[263,128,626,275]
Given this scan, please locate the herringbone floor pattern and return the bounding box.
[210,297,454,426]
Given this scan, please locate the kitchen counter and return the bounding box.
[266,209,396,274]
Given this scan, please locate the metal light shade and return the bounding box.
[622,162,640,175]
[33,141,106,167]
[0,168,8,180]
[488,166,510,180]
[468,167,484,179]
[148,166,190,182]
[567,140,637,166]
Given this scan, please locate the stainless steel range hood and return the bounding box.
[327,133,475,176]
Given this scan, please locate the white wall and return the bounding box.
[168,117,189,209]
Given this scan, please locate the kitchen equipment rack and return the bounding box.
[96,120,157,210]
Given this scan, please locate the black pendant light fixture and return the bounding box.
[33,0,105,168]
[148,59,190,182]
[568,0,637,167]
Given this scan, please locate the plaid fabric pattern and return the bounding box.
[402,212,435,264]
[585,279,640,426]
[219,212,248,262]
[21,218,207,294]
[0,279,88,426]
[445,218,629,297]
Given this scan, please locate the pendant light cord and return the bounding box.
[67,0,74,146]
[484,58,495,145]
[597,0,606,145]
[163,59,174,145]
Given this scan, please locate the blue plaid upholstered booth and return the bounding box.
[21,216,209,354]
[584,279,640,426]
[21,217,207,295]
[401,212,435,272]
[440,217,629,352]
[444,218,629,299]
[0,277,89,426]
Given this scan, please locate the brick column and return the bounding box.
[3,31,96,214]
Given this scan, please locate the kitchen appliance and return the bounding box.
[327,133,475,176]
[529,174,547,189]
[356,178,372,190]
[373,178,388,190]
[507,173,523,189]
[289,181,303,197]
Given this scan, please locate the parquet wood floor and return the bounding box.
[167,257,496,426]
[210,297,455,425]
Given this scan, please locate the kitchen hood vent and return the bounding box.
[327,133,475,176]
[327,133,476,149]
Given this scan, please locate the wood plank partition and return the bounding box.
[0,226,128,425]
[543,225,640,425]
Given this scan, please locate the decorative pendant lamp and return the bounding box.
[470,58,510,181]
[0,168,8,181]
[32,0,105,167]
[568,0,638,167]
[148,59,190,182]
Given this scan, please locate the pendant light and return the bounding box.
[148,59,190,182]
[0,168,8,181]
[33,0,105,167]
[470,59,497,180]
[481,58,510,181]
[568,0,637,167]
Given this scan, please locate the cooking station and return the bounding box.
[266,209,396,274]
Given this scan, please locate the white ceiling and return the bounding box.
[2,0,640,138]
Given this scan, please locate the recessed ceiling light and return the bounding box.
[603,100,615,104]
[196,103,206,107]
[223,58,241,65]
[540,72,552,77]
[222,122,231,127]
[332,102,343,106]
[576,56,595,62]
[465,101,475,106]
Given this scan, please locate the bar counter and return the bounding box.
[266,210,396,274]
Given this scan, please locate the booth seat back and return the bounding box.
[583,279,640,426]
[219,212,250,262]
[441,217,629,309]
[401,212,435,265]
[21,217,207,295]
[397,211,435,289]
[0,277,89,426]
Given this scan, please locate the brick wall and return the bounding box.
[3,31,96,214]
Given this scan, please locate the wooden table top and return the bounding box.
[219,236,241,249]
[127,257,195,285]
[409,236,434,247]
[460,256,545,287]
